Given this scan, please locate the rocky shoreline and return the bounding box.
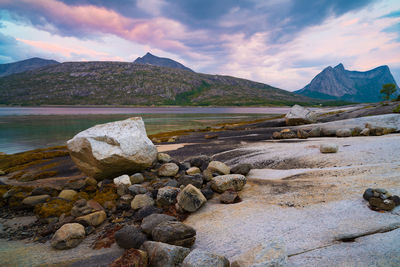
[1,101,400,266]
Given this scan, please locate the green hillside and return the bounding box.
[0,61,316,106]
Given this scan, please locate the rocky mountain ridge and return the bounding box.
[0,61,315,106]
[296,63,398,102]
[134,52,193,72]
[0,57,59,77]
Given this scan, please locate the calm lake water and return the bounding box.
[0,107,289,154]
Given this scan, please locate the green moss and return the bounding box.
[393,104,400,113]
[0,147,68,174]
[72,191,90,202]
[92,186,118,206]
[34,198,73,218]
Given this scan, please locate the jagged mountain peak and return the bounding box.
[134,52,193,72]
[295,63,398,102]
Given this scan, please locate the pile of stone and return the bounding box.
[273,123,397,140]
[0,117,254,266]
[363,188,400,211]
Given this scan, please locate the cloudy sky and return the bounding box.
[0,0,399,91]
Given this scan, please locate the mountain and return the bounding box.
[0,61,315,106]
[134,52,193,72]
[295,63,398,102]
[0,57,60,77]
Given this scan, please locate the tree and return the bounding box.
[380,83,397,101]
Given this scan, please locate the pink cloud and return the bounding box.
[1,0,204,54]
[16,38,123,61]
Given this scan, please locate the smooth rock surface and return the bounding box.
[186,167,201,175]
[51,223,85,250]
[231,241,288,267]
[67,117,157,180]
[183,249,230,267]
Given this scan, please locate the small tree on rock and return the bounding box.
[380,83,397,101]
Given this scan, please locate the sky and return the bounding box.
[0,0,399,91]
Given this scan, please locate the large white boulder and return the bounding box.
[67,117,157,180]
[285,105,317,126]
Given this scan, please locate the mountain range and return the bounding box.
[134,52,193,72]
[295,63,398,102]
[0,57,59,77]
[0,60,315,106]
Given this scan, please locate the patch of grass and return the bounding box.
[393,104,400,113]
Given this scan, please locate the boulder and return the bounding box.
[368,197,395,211]
[133,206,163,222]
[177,175,203,188]
[285,105,317,126]
[220,191,241,204]
[272,132,281,139]
[157,186,180,207]
[152,221,196,248]
[129,184,148,196]
[186,167,201,175]
[22,195,50,206]
[158,163,179,177]
[211,174,247,193]
[280,129,297,139]
[321,128,336,137]
[201,185,214,200]
[75,210,106,227]
[308,127,321,137]
[360,128,370,136]
[141,213,177,235]
[131,194,155,210]
[51,223,85,250]
[182,249,230,267]
[297,129,309,139]
[113,174,131,187]
[115,225,148,249]
[207,161,230,175]
[177,184,207,212]
[141,241,190,267]
[230,164,252,175]
[67,117,157,180]
[130,173,145,184]
[231,241,288,267]
[319,144,339,153]
[363,188,374,201]
[71,199,93,217]
[117,184,129,196]
[202,169,214,181]
[336,128,351,137]
[157,153,171,163]
[188,155,211,171]
[58,189,77,201]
